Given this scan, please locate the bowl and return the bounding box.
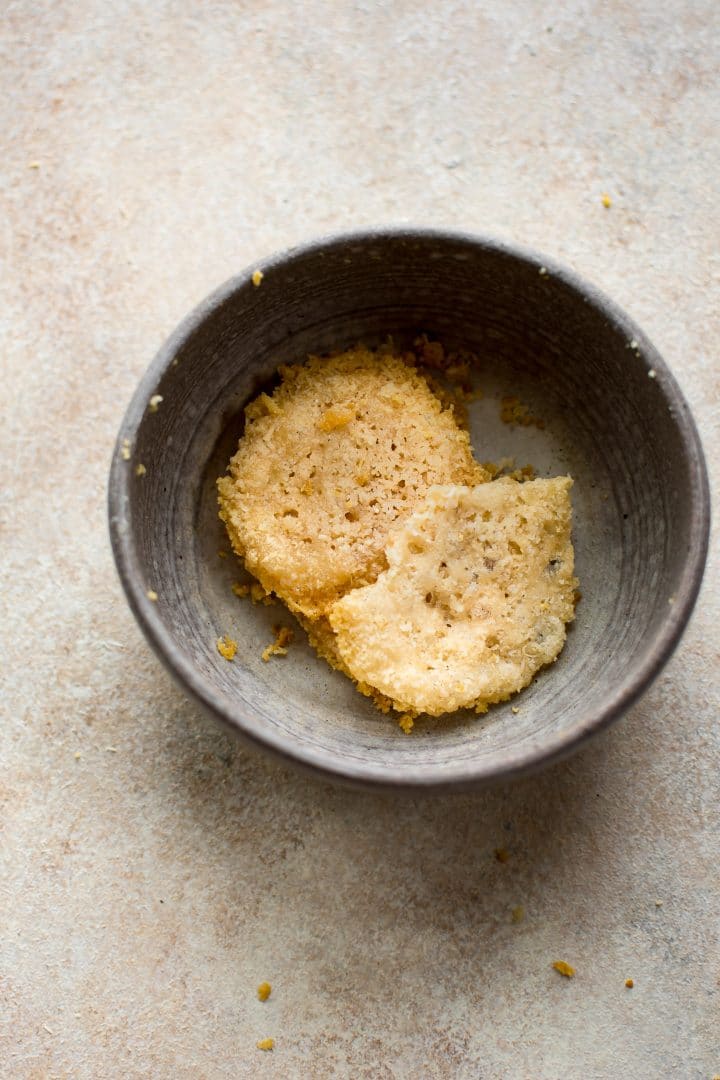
[108,228,710,791]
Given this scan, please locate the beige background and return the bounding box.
[2,2,718,1077]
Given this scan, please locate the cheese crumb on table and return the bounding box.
[256,1038,274,1051]
[625,978,634,988]
[398,714,414,734]
[120,438,132,460]
[146,589,158,602]
[252,269,264,287]
[553,961,576,978]
[261,626,293,662]
[217,635,238,661]
[257,981,272,1001]
[135,463,146,477]
[601,192,612,208]
[148,394,163,413]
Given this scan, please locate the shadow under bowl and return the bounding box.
[108,228,710,791]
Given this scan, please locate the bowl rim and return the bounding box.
[108,226,711,792]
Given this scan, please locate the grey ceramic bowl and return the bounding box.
[108,228,709,791]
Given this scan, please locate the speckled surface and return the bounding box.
[1,3,718,1077]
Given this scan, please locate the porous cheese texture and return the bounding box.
[328,478,576,716]
[217,347,486,620]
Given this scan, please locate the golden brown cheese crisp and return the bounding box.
[328,478,577,716]
[217,347,486,620]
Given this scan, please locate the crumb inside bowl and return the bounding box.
[108,229,709,790]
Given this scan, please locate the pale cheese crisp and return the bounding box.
[328,478,577,715]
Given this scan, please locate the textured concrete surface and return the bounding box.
[1,2,718,1077]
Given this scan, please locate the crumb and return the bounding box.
[106,746,118,753]
[601,193,612,208]
[627,339,639,351]
[655,899,663,907]
[28,161,41,169]
[217,635,238,661]
[648,369,656,379]
[262,626,294,662]
[250,581,276,606]
[74,751,82,761]
[454,385,483,403]
[398,714,414,734]
[511,905,525,924]
[120,438,131,460]
[668,596,675,606]
[252,269,264,287]
[148,394,163,413]
[252,392,283,417]
[413,334,445,369]
[511,706,519,714]
[146,589,158,602]
[499,396,544,429]
[232,582,250,599]
[484,457,530,480]
[318,404,356,432]
[135,463,146,477]
[553,960,576,978]
[538,265,548,276]
[625,978,634,988]
[257,981,272,1001]
[445,362,471,382]
[256,1038,274,1051]
[507,463,536,482]
[495,847,510,864]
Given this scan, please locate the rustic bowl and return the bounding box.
[108,229,710,791]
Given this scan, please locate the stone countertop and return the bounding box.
[2,3,718,1077]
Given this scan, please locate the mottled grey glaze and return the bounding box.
[108,229,709,790]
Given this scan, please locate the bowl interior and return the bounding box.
[111,232,707,787]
